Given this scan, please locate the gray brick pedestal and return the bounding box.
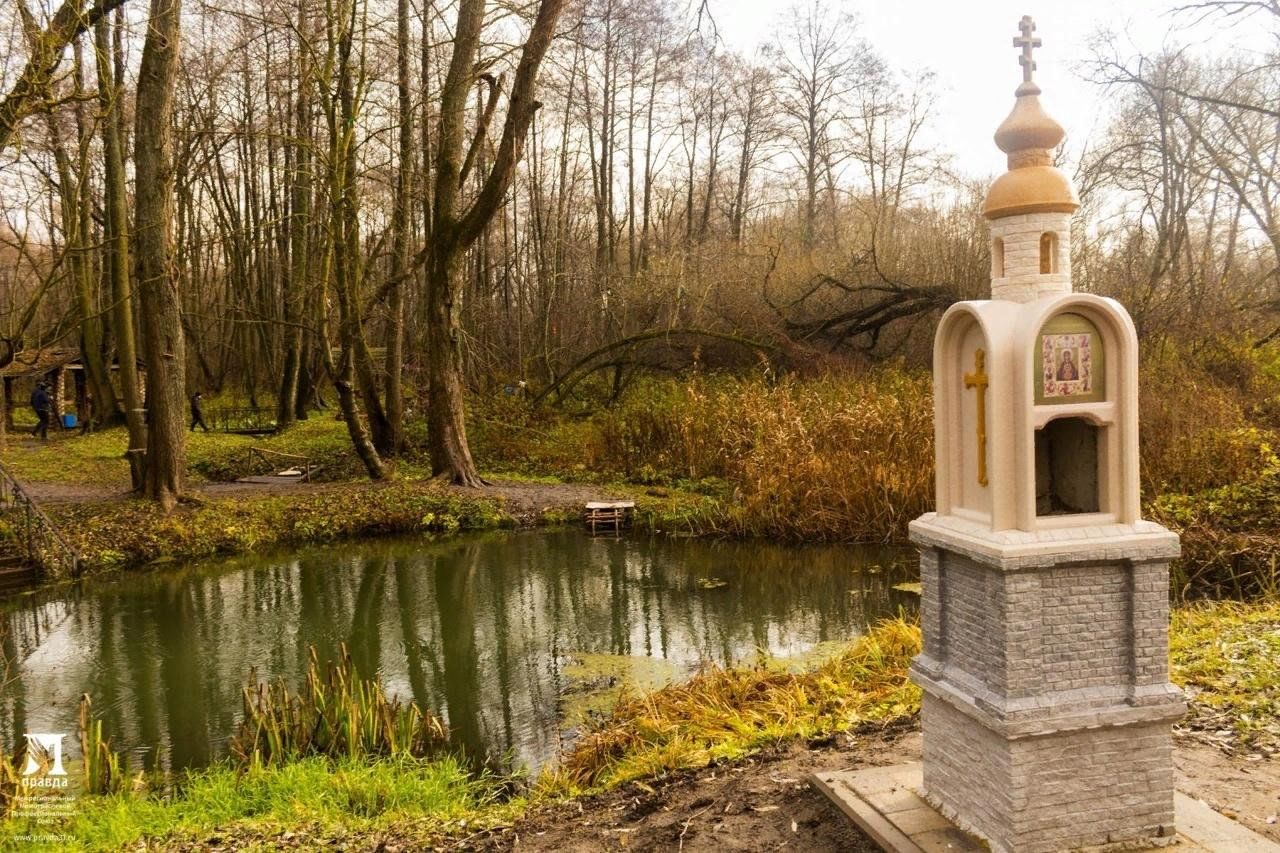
[908,513,1186,853]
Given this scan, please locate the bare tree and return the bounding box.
[95,9,147,486]
[0,0,128,151]
[134,0,186,510]
[773,0,858,246]
[423,0,568,485]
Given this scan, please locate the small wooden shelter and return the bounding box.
[0,347,140,429]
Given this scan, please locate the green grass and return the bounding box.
[1171,598,1280,753]
[549,617,923,792]
[233,645,449,767]
[2,419,409,490]
[1,601,1275,849]
[190,418,390,483]
[1,426,268,488]
[2,428,176,487]
[0,755,514,852]
[44,483,511,573]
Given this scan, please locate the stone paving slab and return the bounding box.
[811,762,1279,853]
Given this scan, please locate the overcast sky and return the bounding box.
[706,0,1276,180]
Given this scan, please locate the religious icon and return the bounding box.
[1036,313,1103,403]
[1055,348,1078,381]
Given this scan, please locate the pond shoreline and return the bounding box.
[19,476,717,585]
[6,599,1271,851]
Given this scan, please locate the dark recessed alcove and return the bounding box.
[1035,417,1100,515]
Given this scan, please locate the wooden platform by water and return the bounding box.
[584,500,635,532]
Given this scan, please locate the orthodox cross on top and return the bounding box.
[1013,15,1042,84]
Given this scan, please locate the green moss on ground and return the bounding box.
[0,755,520,853]
[45,483,511,574]
[1171,598,1280,755]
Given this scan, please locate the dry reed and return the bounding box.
[551,618,922,791]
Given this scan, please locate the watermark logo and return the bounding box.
[21,733,69,787]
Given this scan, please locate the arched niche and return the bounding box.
[1039,232,1058,274]
[932,301,1019,528]
[1014,295,1141,529]
[1035,416,1100,516]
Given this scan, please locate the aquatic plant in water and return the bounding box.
[231,644,449,767]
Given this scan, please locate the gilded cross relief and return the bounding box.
[964,349,989,487]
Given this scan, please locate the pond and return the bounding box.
[0,530,916,774]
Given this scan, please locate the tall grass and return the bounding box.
[480,370,935,543]
[0,755,502,852]
[231,645,449,766]
[1139,340,1280,597]
[79,695,127,796]
[479,342,1280,594]
[1138,340,1280,495]
[0,695,130,819]
[0,650,472,850]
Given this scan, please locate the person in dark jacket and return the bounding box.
[79,392,95,435]
[30,382,51,440]
[190,391,210,432]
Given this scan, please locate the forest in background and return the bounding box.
[1,0,1279,509]
[2,4,1280,844]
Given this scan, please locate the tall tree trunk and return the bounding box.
[323,0,386,480]
[425,0,566,485]
[27,23,119,419]
[383,0,413,455]
[134,0,185,511]
[95,12,146,486]
[278,0,312,431]
[72,37,117,415]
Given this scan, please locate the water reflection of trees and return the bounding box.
[0,532,915,772]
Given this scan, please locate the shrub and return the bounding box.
[479,370,935,543]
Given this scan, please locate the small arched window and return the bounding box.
[1039,232,1058,274]
[992,237,1005,278]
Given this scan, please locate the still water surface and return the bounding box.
[0,530,915,772]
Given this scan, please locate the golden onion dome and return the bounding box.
[983,21,1080,219]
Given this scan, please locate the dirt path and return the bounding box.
[23,477,618,516]
[1175,742,1280,842]
[460,732,1280,852]
[186,728,1276,852]
[455,480,629,523]
[18,481,130,503]
[5,432,625,518]
[464,730,910,852]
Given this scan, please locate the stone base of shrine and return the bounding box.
[810,762,1279,853]
[919,692,1178,852]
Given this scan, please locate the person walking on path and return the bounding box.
[79,392,95,435]
[190,391,210,432]
[29,382,51,440]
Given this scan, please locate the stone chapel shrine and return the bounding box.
[907,15,1186,853]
